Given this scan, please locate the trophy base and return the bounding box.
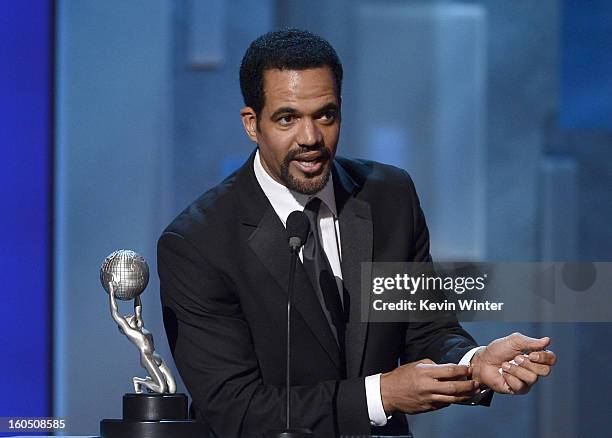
[100,393,206,438]
[100,419,205,438]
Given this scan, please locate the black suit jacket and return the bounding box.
[158,151,480,437]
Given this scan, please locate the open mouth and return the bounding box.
[293,155,325,174]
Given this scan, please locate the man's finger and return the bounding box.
[502,360,538,386]
[423,364,471,379]
[495,379,514,394]
[515,355,551,377]
[430,394,476,405]
[528,350,557,366]
[430,379,480,396]
[502,370,527,394]
[508,333,550,352]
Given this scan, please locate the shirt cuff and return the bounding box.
[457,346,493,406]
[459,346,485,366]
[365,373,390,427]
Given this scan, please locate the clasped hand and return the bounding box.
[470,332,557,395]
[380,359,480,414]
[381,332,557,415]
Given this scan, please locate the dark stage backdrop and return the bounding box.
[561,0,612,129]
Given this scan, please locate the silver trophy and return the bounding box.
[100,250,176,394]
[99,252,205,438]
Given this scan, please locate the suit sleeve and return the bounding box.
[158,231,371,437]
[400,172,479,365]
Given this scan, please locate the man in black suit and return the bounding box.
[158,29,556,437]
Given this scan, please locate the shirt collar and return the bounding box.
[253,149,337,225]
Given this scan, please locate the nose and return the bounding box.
[297,117,323,148]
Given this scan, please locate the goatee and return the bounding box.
[280,146,332,195]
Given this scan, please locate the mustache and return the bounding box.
[285,145,332,162]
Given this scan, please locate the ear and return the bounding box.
[240,106,258,143]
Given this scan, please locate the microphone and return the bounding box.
[266,211,313,438]
[286,211,310,254]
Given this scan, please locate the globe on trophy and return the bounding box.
[99,250,205,438]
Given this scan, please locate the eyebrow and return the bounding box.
[269,102,340,120]
[269,107,299,120]
[314,103,340,116]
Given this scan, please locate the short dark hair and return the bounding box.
[239,29,343,115]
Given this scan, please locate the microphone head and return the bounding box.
[286,210,310,250]
[100,249,149,300]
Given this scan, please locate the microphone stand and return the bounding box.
[266,243,313,438]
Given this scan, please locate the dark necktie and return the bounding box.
[302,198,347,373]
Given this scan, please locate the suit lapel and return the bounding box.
[234,152,373,376]
[235,151,341,370]
[333,161,373,378]
[247,208,342,369]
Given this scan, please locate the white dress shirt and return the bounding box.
[253,149,481,426]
